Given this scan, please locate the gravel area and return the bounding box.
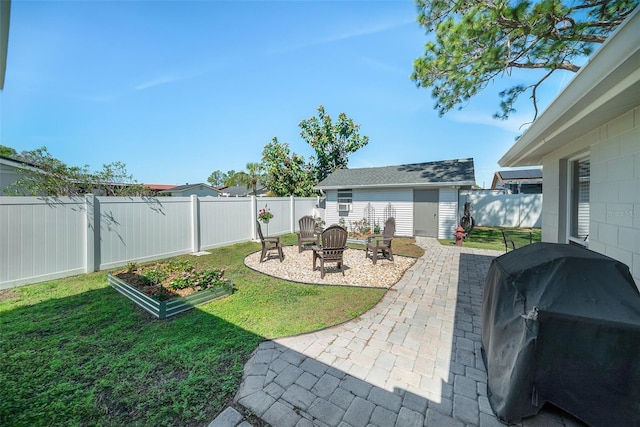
[244,245,417,288]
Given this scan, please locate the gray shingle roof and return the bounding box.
[160,183,218,193]
[498,169,542,180]
[316,158,475,189]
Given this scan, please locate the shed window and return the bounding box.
[337,189,352,204]
[337,189,352,212]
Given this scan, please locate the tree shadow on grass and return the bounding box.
[0,285,263,426]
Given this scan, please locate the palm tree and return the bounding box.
[228,162,264,196]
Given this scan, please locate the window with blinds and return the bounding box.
[571,158,590,241]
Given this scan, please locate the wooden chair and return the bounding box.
[297,215,319,253]
[256,221,283,262]
[365,217,395,265]
[312,224,348,278]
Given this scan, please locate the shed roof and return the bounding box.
[316,158,475,190]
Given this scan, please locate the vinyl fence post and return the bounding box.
[191,195,200,253]
[85,193,99,273]
[290,195,295,234]
[251,195,257,240]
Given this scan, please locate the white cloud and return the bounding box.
[134,75,182,91]
[267,17,415,55]
[448,110,533,133]
[360,57,406,75]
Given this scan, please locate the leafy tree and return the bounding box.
[207,170,225,187]
[227,162,265,196]
[0,145,18,158]
[207,169,236,187]
[222,170,236,186]
[411,0,637,121]
[261,138,316,197]
[5,146,150,196]
[91,161,151,196]
[299,105,369,182]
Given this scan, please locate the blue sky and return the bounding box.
[1,0,574,188]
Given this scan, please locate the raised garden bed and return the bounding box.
[108,274,232,319]
[107,260,232,319]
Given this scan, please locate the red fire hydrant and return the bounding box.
[454,226,466,246]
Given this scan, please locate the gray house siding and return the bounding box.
[0,161,21,195]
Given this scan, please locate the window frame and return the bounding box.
[337,189,353,212]
[567,155,590,247]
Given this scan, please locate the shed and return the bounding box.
[316,158,475,239]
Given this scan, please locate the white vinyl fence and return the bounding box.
[0,195,320,289]
[459,191,542,228]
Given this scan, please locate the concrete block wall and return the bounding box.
[542,107,640,289]
[588,108,640,288]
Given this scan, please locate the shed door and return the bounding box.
[414,190,438,237]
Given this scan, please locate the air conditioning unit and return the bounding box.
[337,203,351,212]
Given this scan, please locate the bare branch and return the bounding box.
[529,69,556,122]
[509,61,581,72]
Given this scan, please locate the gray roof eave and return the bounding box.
[315,181,474,191]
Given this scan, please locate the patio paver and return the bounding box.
[211,237,589,427]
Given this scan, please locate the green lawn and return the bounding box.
[438,226,541,251]
[0,235,422,426]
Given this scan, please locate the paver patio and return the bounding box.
[214,237,587,427]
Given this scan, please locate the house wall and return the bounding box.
[0,162,21,195]
[541,107,640,287]
[324,188,413,236]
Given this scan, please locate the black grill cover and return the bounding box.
[481,243,640,426]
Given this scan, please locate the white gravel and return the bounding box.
[244,245,416,288]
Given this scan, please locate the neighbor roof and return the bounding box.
[144,184,176,191]
[496,169,542,181]
[316,158,475,190]
[159,183,219,193]
[219,184,268,197]
[0,155,41,171]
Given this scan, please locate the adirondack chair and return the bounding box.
[256,221,283,262]
[365,217,395,265]
[297,215,320,252]
[312,224,348,278]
